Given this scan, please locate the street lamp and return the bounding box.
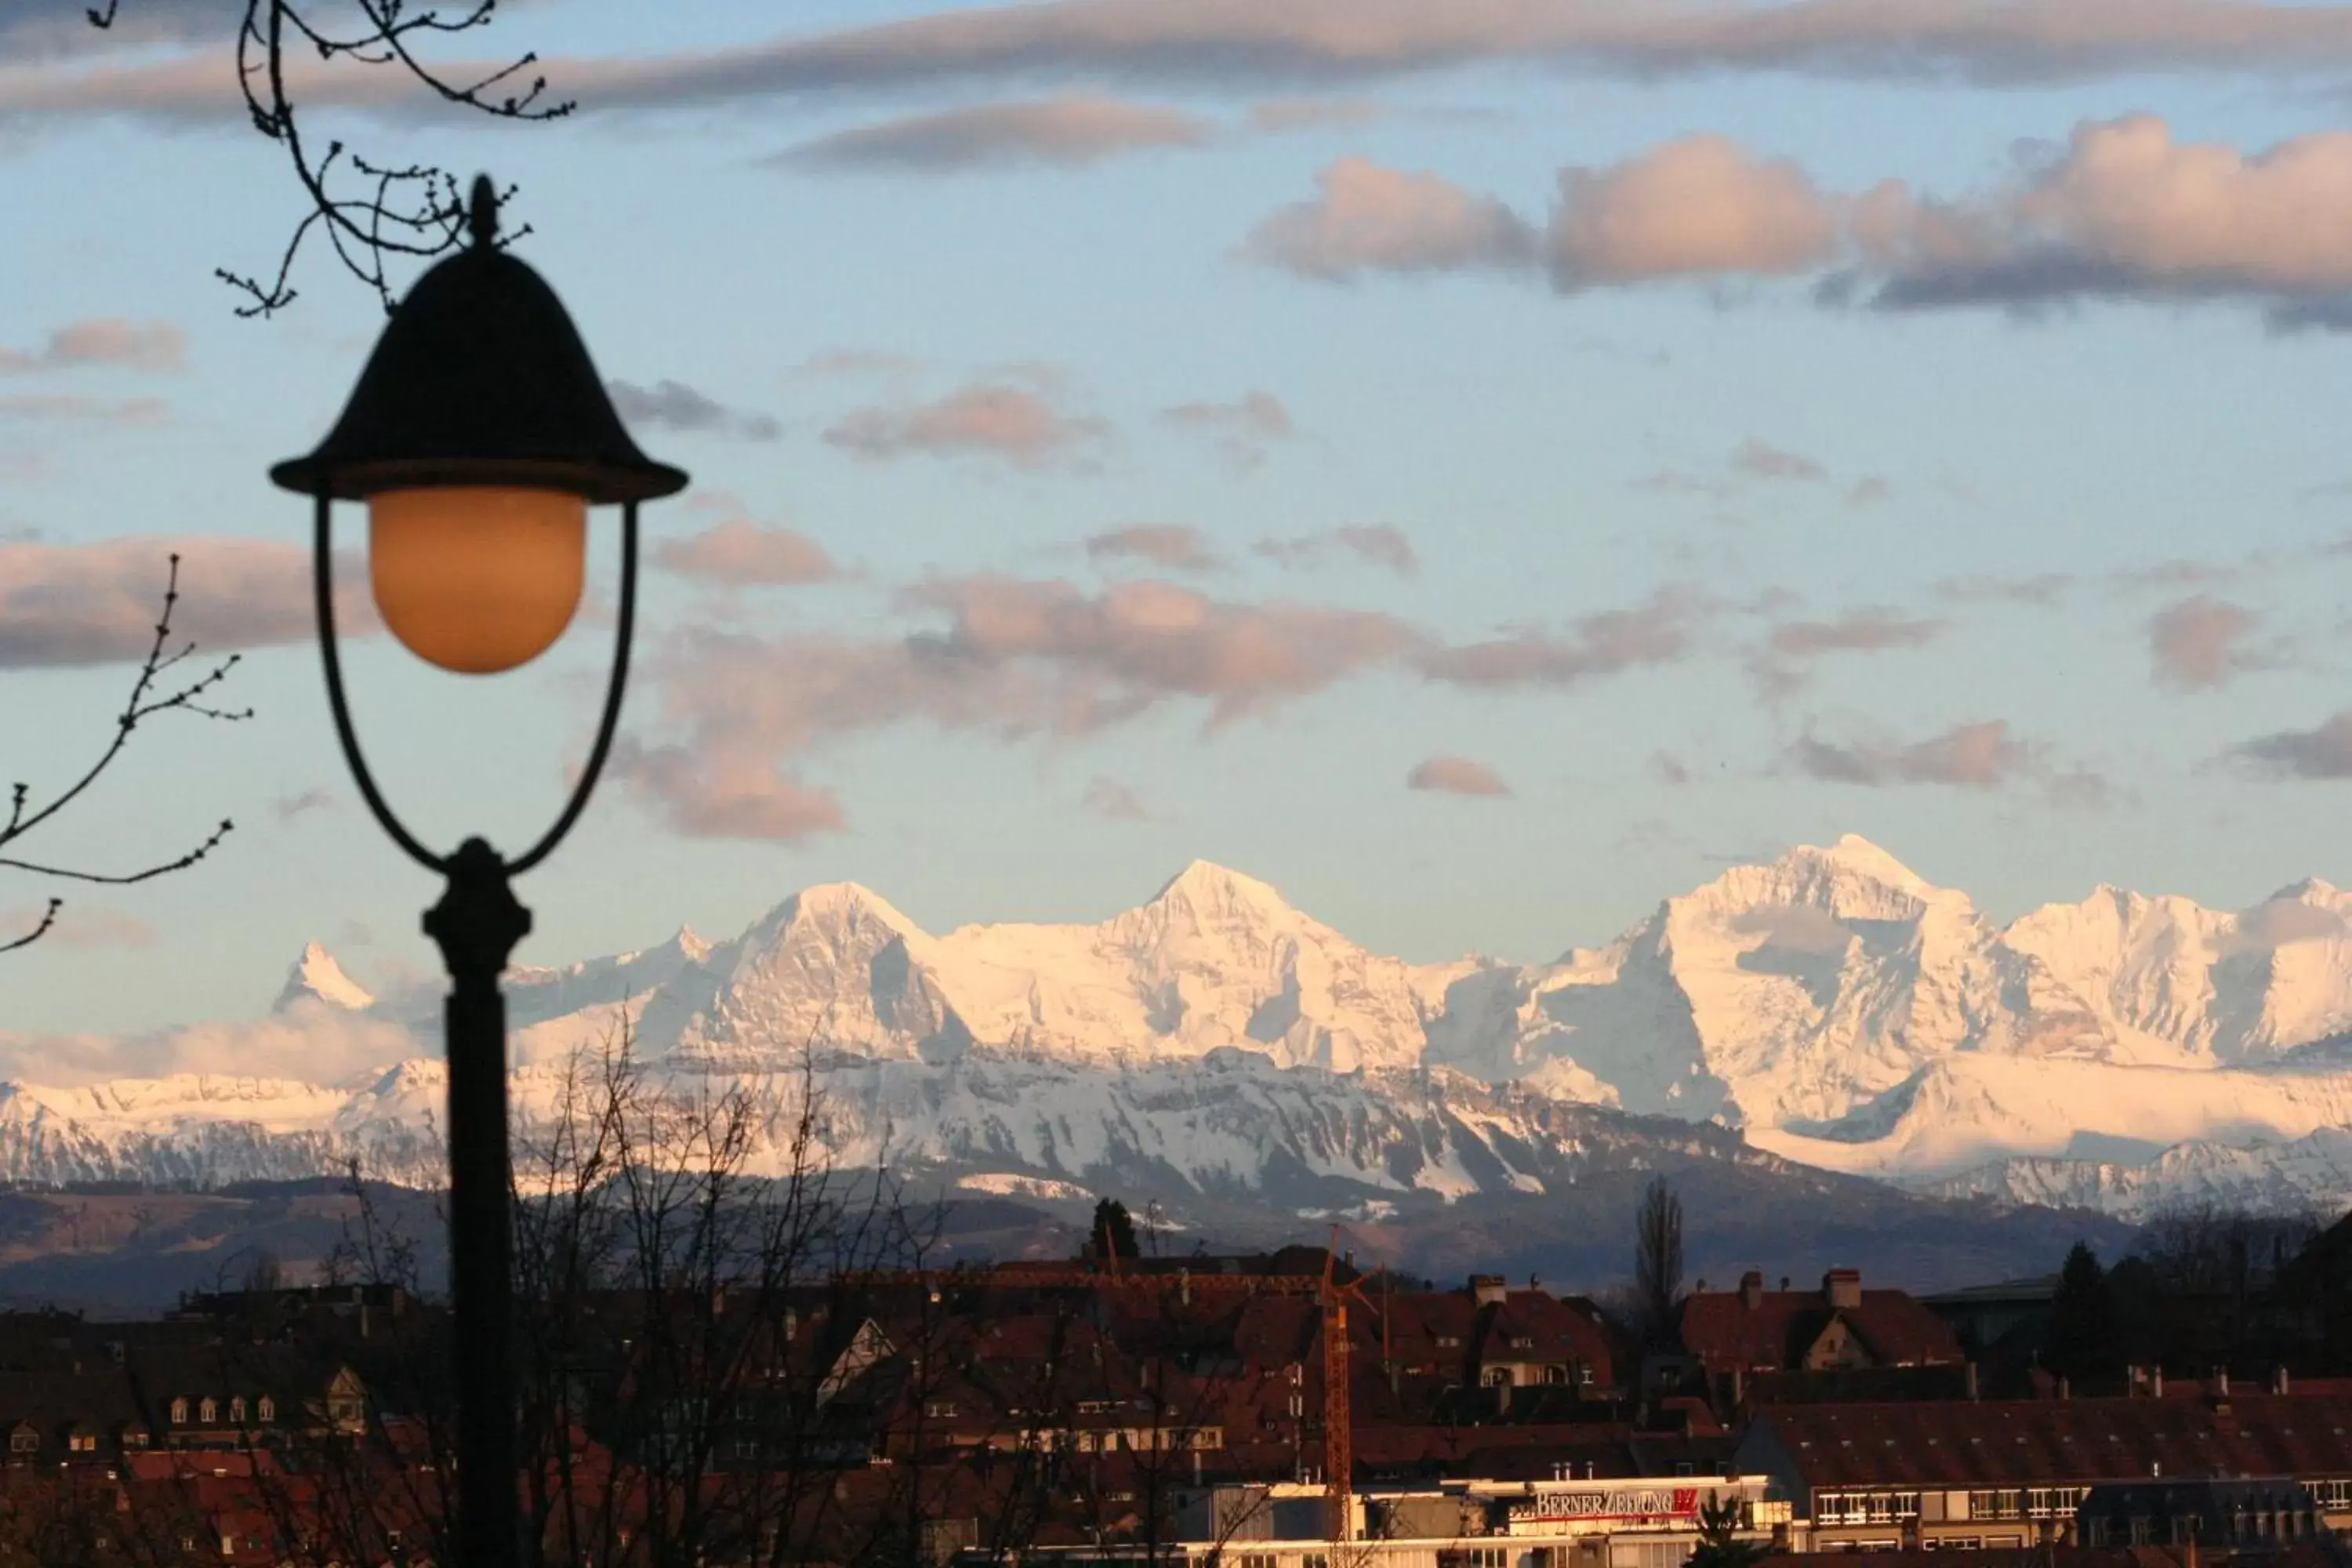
[271,175,687,1568]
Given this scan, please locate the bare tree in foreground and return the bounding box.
[2,555,245,955]
[86,1,569,315]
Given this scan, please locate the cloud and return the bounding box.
[274,787,336,823]
[906,574,1415,728]
[1406,754,1512,797]
[824,380,1110,469]
[0,904,155,950]
[2229,712,2352,779]
[1732,438,1828,485]
[0,318,183,374]
[1080,776,1152,820]
[1087,524,1224,573]
[605,379,780,442]
[1247,117,2352,329]
[1159,390,1298,470]
[2148,594,2271,691]
[1769,608,1942,658]
[0,535,372,669]
[36,2,2352,130]
[0,1011,423,1090]
[777,93,1214,170]
[1548,136,1839,288]
[654,520,840,586]
[1650,750,1694,785]
[0,394,165,424]
[1420,588,1701,688]
[1254,524,1418,575]
[1243,158,1536,281]
[1247,97,1395,133]
[613,574,1698,839]
[1790,717,2110,804]
[606,737,847,840]
[1846,476,1893,506]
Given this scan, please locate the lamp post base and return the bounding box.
[423,837,529,1568]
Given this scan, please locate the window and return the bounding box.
[1579,1363,1595,1385]
[7,1428,33,1455]
[228,1397,246,1425]
[256,1397,274,1424]
[1436,1336,1461,1348]
[924,1401,956,1419]
[169,1400,187,1426]
[198,1399,216,1425]
[2312,1480,2352,1511]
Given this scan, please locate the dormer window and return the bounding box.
[169,1400,188,1427]
[228,1398,246,1425]
[198,1399,216,1425]
[256,1398,274,1424]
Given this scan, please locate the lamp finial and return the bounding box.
[467,175,499,250]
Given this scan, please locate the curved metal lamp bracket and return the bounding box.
[311,488,641,880]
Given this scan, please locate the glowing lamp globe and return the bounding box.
[271,177,685,675]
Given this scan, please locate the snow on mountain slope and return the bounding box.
[1749,1055,2352,1180]
[0,1050,1791,1206]
[38,842,2352,1205]
[1926,1127,2352,1221]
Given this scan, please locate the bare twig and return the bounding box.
[2,555,249,955]
[92,2,572,315]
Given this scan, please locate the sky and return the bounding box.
[13,0,2352,1044]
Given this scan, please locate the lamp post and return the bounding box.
[271,175,687,1568]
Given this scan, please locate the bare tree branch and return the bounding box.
[2,554,249,956]
[91,2,572,316]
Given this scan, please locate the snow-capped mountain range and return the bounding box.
[21,837,2352,1222]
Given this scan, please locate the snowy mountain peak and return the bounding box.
[1793,833,1933,893]
[1150,859,1292,916]
[272,944,374,1014]
[769,880,916,931]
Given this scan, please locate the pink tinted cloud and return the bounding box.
[1244,158,1536,281]
[654,520,840,586]
[1420,589,1702,687]
[0,535,372,668]
[779,93,1214,170]
[0,318,183,374]
[1087,524,1224,573]
[2147,594,2274,691]
[1159,390,1298,469]
[1406,755,1512,797]
[1548,136,1839,287]
[824,380,1110,469]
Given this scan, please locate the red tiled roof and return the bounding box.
[1682,1285,1961,1373]
[1754,1396,2352,1488]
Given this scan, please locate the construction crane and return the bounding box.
[840,1231,1371,1541]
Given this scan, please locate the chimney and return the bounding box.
[1824,1269,1862,1312]
[2216,1367,2230,1399]
[2274,1365,2291,1396]
[1471,1275,1508,1308]
[1739,1272,1766,1310]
